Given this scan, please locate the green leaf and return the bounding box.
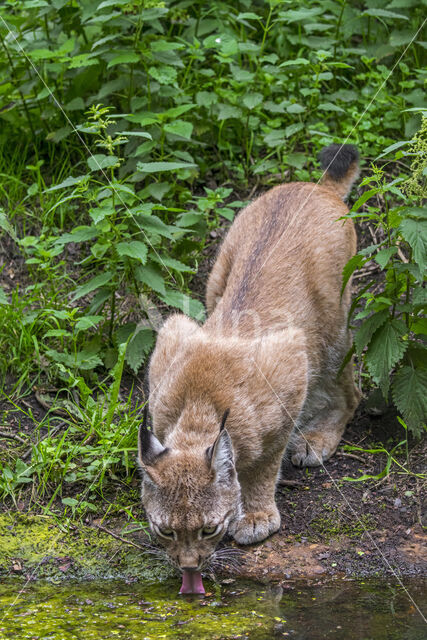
[126,327,155,374]
[87,154,119,172]
[0,208,17,241]
[75,315,103,332]
[351,188,378,211]
[151,254,195,273]
[242,93,263,110]
[392,366,427,436]
[136,161,197,173]
[115,322,136,345]
[412,287,427,308]
[62,497,78,507]
[107,52,139,68]
[374,246,398,269]
[148,65,177,85]
[44,175,87,192]
[364,319,408,396]
[286,103,306,114]
[147,182,170,201]
[160,289,205,321]
[217,104,243,121]
[120,131,152,140]
[399,217,427,270]
[284,123,303,138]
[317,102,345,113]
[0,286,9,305]
[162,104,196,119]
[116,241,148,264]
[219,207,235,221]
[134,264,166,295]
[376,140,410,159]
[341,254,366,295]
[401,207,427,220]
[67,54,99,69]
[363,8,409,20]
[163,120,193,139]
[237,12,261,20]
[354,310,389,356]
[89,207,112,224]
[134,214,176,240]
[279,57,310,67]
[55,226,98,245]
[73,272,114,301]
[279,8,323,23]
[286,152,306,169]
[176,211,204,227]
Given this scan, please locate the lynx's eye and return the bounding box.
[201,524,222,539]
[154,525,175,540]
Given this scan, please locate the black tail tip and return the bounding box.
[318,144,359,180]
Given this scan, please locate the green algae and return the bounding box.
[0,513,172,582]
[309,510,376,541]
[0,577,426,640]
[0,579,275,640]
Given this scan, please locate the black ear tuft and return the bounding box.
[138,404,168,467]
[220,408,230,432]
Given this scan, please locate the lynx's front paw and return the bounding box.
[230,506,280,545]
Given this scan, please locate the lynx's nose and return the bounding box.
[178,554,201,571]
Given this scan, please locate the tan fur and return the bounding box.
[139,161,361,568]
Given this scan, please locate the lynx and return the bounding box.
[138,144,361,593]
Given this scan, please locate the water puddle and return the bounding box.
[0,577,425,639]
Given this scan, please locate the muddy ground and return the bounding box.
[0,183,426,585]
[1,390,425,584]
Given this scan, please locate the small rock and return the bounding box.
[394,498,402,508]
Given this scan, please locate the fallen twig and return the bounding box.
[35,390,68,417]
[91,522,148,552]
[336,451,366,464]
[396,242,409,264]
[0,430,27,445]
[278,478,305,488]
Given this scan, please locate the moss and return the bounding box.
[309,512,376,541]
[0,579,277,640]
[0,513,173,582]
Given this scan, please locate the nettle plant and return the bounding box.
[345,116,427,436]
[37,105,206,376]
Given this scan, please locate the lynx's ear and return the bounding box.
[206,410,235,482]
[137,405,168,469]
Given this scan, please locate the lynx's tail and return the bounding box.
[318,143,359,200]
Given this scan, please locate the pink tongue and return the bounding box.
[179,570,205,595]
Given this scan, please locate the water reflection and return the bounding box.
[0,577,425,639]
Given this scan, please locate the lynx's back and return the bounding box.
[139,144,360,591]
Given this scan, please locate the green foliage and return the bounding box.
[0,0,426,508]
[1,0,425,383]
[342,416,426,482]
[345,119,427,437]
[0,362,145,512]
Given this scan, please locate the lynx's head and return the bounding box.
[137,409,241,593]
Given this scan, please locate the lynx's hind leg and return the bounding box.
[288,361,360,468]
